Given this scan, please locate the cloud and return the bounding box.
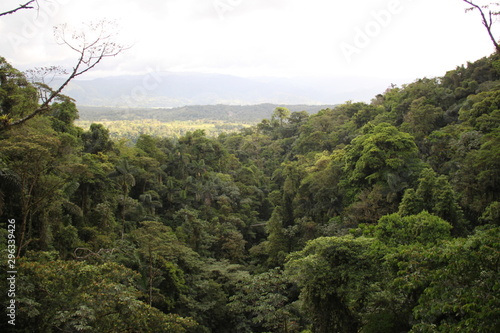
[0,0,495,83]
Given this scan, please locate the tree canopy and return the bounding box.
[1,3,500,331]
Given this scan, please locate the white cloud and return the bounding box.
[0,0,496,83]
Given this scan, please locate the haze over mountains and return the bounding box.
[62,72,395,108]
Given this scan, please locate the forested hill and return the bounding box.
[56,72,383,107]
[76,104,338,140]
[78,104,338,123]
[1,54,500,333]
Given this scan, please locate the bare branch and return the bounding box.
[25,66,70,104]
[74,247,116,260]
[25,66,68,86]
[463,0,500,54]
[0,0,37,17]
[0,20,128,131]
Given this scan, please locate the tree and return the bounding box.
[0,120,65,256]
[399,168,465,233]
[454,128,500,222]
[109,158,139,238]
[374,211,452,247]
[175,208,215,255]
[459,89,500,133]
[229,268,301,332]
[14,254,198,332]
[401,97,444,142]
[82,123,114,154]
[464,1,500,54]
[343,123,421,190]
[342,123,423,222]
[0,20,127,131]
[0,57,38,125]
[359,212,454,332]
[265,206,289,267]
[273,107,291,127]
[130,221,190,309]
[286,235,377,333]
[411,227,500,332]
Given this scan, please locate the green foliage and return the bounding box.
[265,207,289,267]
[374,211,452,246]
[81,123,115,154]
[1,53,500,333]
[399,168,465,233]
[0,57,38,123]
[460,89,500,133]
[286,236,377,333]
[343,123,421,188]
[411,227,500,332]
[14,256,197,332]
[272,107,291,127]
[77,118,250,142]
[229,268,300,333]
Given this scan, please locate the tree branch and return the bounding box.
[0,0,37,17]
[0,20,127,131]
[463,0,500,54]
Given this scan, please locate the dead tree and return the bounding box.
[463,0,500,54]
[0,20,127,132]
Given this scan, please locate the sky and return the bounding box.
[0,0,498,96]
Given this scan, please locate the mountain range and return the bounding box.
[77,104,339,124]
[61,72,395,108]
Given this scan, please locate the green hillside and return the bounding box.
[77,104,338,122]
[1,54,500,332]
[75,104,338,140]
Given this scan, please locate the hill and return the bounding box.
[59,72,391,108]
[76,104,339,140]
[77,104,338,123]
[1,54,499,333]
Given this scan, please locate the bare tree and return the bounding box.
[463,0,500,54]
[0,0,37,17]
[0,20,127,131]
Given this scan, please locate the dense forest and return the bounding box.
[1,51,500,332]
[74,105,337,141]
[76,119,251,142]
[77,104,338,123]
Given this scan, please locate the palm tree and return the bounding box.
[139,190,163,218]
[109,158,138,237]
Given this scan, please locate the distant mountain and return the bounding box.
[77,104,338,123]
[60,72,393,108]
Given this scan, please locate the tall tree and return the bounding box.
[286,235,377,333]
[272,107,291,127]
[109,158,138,238]
[0,120,64,256]
[16,255,197,332]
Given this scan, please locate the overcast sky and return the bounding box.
[0,0,497,85]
